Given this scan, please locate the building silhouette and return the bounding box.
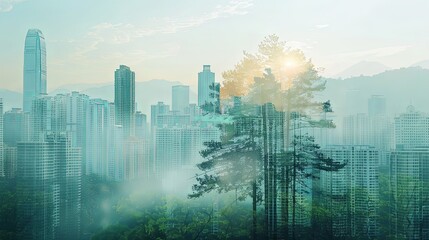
[114,65,135,138]
[320,145,380,238]
[390,106,429,239]
[16,133,81,240]
[150,102,170,128]
[3,108,25,147]
[172,85,189,114]
[23,29,47,112]
[198,65,215,109]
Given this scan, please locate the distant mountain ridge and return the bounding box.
[320,66,429,118]
[334,61,391,78]
[1,68,428,119]
[411,59,429,69]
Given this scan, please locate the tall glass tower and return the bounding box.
[114,65,135,138]
[198,65,215,108]
[23,29,47,112]
[172,85,189,113]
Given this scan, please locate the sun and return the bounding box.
[284,59,298,69]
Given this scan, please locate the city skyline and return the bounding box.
[1,2,429,239]
[1,0,429,92]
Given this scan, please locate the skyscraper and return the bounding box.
[172,85,189,113]
[390,106,429,239]
[394,105,429,148]
[17,141,56,240]
[198,65,215,108]
[16,133,82,239]
[150,102,170,128]
[30,95,52,141]
[368,95,386,117]
[114,65,135,138]
[4,146,17,179]
[135,111,148,139]
[86,98,114,177]
[154,124,220,178]
[23,29,47,112]
[3,108,25,147]
[391,147,429,239]
[320,145,380,238]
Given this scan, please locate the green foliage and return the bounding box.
[92,189,262,240]
[189,133,262,202]
[0,178,17,239]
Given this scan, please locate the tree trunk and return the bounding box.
[262,105,269,239]
[253,180,257,240]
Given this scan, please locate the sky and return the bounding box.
[0,0,428,92]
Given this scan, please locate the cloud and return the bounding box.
[90,0,253,43]
[73,0,253,60]
[286,40,314,50]
[0,0,23,13]
[315,24,329,29]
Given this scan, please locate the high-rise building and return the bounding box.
[135,111,148,139]
[391,147,429,239]
[46,133,81,240]
[122,138,150,181]
[154,124,220,179]
[343,114,393,151]
[86,99,114,177]
[4,146,17,179]
[3,108,25,147]
[30,95,52,141]
[110,125,123,180]
[17,133,81,239]
[114,65,135,138]
[394,105,429,148]
[17,141,56,240]
[320,145,380,238]
[172,85,189,113]
[390,106,429,239]
[185,103,201,121]
[198,65,215,108]
[156,113,190,127]
[150,102,170,128]
[23,29,47,112]
[368,95,386,117]
[343,96,393,152]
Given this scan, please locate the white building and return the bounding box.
[321,145,380,238]
[394,105,429,148]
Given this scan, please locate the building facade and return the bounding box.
[172,85,190,114]
[114,65,135,138]
[198,65,215,108]
[23,29,47,112]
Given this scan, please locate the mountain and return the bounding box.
[51,82,111,95]
[0,79,197,115]
[76,79,197,115]
[0,89,22,112]
[319,67,429,120]
[2,68,428,119]
[334,61,391,78]
[411,60,429,69]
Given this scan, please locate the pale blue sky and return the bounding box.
[0,0,428,91]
